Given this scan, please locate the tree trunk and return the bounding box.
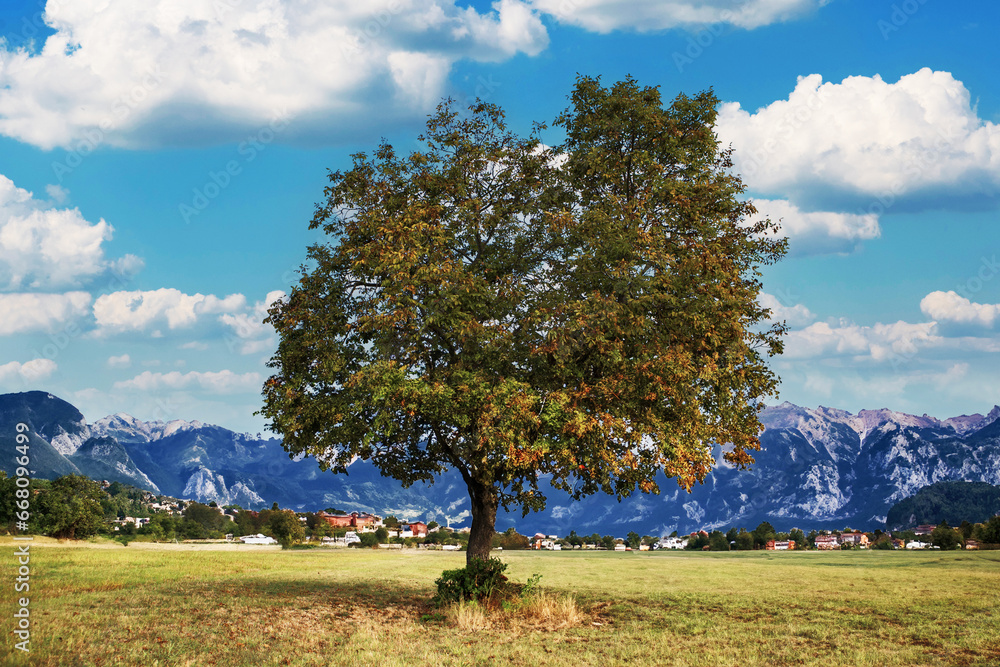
[466,478,498,564]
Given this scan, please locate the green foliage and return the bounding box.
[36,474,105,539]
[494,526,530,550]
[734,530,754,551]
[267,509,305,548]
[886,481,1000,530]
[100,483,151,521]
[0,471,16,530]
[434,557,509,606]
[975,515,1000,544]
[375,526,389,543]
[686,532,710,550]
[752,522,776,549]
[626,531,641,549]
[930,522,961,550]
[709,530,730,551]
[358,532,379,548]
[184,502,227,534]
[789,528,806,549]
[261,77,785,563]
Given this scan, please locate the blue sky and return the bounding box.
[1,0,999,433]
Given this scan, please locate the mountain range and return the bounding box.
[3,390,999,536]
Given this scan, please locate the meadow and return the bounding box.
[1,538,998,666]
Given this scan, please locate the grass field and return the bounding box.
[2,538,998,666]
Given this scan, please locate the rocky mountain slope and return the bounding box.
[3,391,999,535]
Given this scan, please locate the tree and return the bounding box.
[267,509,305,548]
[36,475,105,539]
[752,522,776,549]
[375,526,389,543]
[260,77,785,563]
[312,517,334,539]
[930,522,960,550]
[708,530,729,551]
[626,531,641,549]
[686,532,710,550]
[0,472,16,530]
[734,529,754,551]
[184,502,226,534]
[495,527,530,550]
[789,528,806,549]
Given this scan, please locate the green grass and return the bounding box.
[2,539,998,666]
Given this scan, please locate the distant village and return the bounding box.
[101,481,991,552]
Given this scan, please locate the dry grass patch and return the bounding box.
[447,589,589,633]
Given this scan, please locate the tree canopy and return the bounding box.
[260,75,786,562]
[36,474,105,540]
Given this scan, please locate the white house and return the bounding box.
[905,540,931,549]
[240,534,277,545]
[658,536,688,550]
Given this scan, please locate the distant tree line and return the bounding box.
[4,473,998,551]
[885,481,1000,531]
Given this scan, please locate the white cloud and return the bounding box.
[113,369,262,394]
[920,291,1000,328]
[530,0,824,32]
[0,292,91,334]
[717,69,1000,207]
[783,320,940,361]
[107,353,132,368]
[0,0,548,149]
[45,184,69,203]
[0,174,140,290]
[0,358,57,385]
[751,198,880,256]
[758,291,815,328]
[219,289,283,354]
[93,288,246,333]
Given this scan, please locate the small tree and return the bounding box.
[495,527,530,550]
[789,528,806,549]
[752,522,776,549]
[930,522,960,550]
[708,530,729,551]
[734,530,754,551]
[626,531,641,550]
[260,77,786,564]
[267,510,305,548]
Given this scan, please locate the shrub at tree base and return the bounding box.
[434,557,510,606]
